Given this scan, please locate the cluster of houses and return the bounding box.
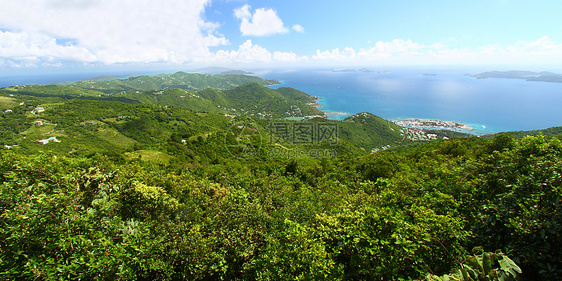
[180,93,200,98]
[400,128,439,141]
[6,106,46,115]
[3,104,62,146]
[371,145,392,154]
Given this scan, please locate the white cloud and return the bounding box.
[0,31,97,67]
[201,36,562,67]
[206,40,272,63]
[234,5,289,36]
[0,0,229,66]
[203,40,308,64]
[314,47,357,61]
[292,24,305,33]
[274,51,309,62]
[312,37,562,66]
[0,0,560,70]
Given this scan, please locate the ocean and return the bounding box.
[2,67,561,135]
[260,68,562,134]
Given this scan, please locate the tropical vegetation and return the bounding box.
[1,74,561,280]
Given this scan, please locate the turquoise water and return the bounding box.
[263,68,562,134]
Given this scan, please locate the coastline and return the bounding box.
[308,96,324,108]
[311,96,352,120]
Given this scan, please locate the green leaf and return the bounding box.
[482,252,492,275]
[498,256,522,277]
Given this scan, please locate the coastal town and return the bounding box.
[391,118,474,132]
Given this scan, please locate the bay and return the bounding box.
[2,67,561,135]
[261,68,562,134]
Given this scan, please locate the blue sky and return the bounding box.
[1,0,561,73]
[207,0,562,53]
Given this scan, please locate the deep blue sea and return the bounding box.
[260,68,562,134]
[2,67,561,135]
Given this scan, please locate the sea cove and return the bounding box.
[263,68,562,135]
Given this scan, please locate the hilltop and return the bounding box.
[70,71,280,93]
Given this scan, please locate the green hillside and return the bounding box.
[339,112,410,152]
[0,88,422,160]
[2,127,560,280]
[106,82,324,118]
[4,81,322,118]
[203,82,323,117]
[0,96,232,158]
[71,71,280,93]
[482,126,562,140]
[3,84,109,98]
[4,73,562,280]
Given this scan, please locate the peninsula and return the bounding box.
[469,70,562,83]
[391,118,474,132]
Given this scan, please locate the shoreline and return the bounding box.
[309,95,483,133]
[310,96,352,120]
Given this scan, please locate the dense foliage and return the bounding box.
[1,133,561,280]
[1,76,561,280]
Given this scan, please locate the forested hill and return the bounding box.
[3,82,322,118]
[70,71,280,92]
[340,112,406,151]
[0,91,408,158]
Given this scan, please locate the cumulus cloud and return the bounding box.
[312,37,562,65]
[0,0,228,66]
[234,5,289,36]
[273,51,307,62]
[0,31,97,67]
[201,36,562,67]
[207,40,272,63]
[1,0,560,70]
[203,40,308,64]
[292,24,305,33]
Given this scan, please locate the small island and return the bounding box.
[469,70,562,83]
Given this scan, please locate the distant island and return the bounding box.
[219,70,255,75]
[322,68,390,73]
[469,70,562,83]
